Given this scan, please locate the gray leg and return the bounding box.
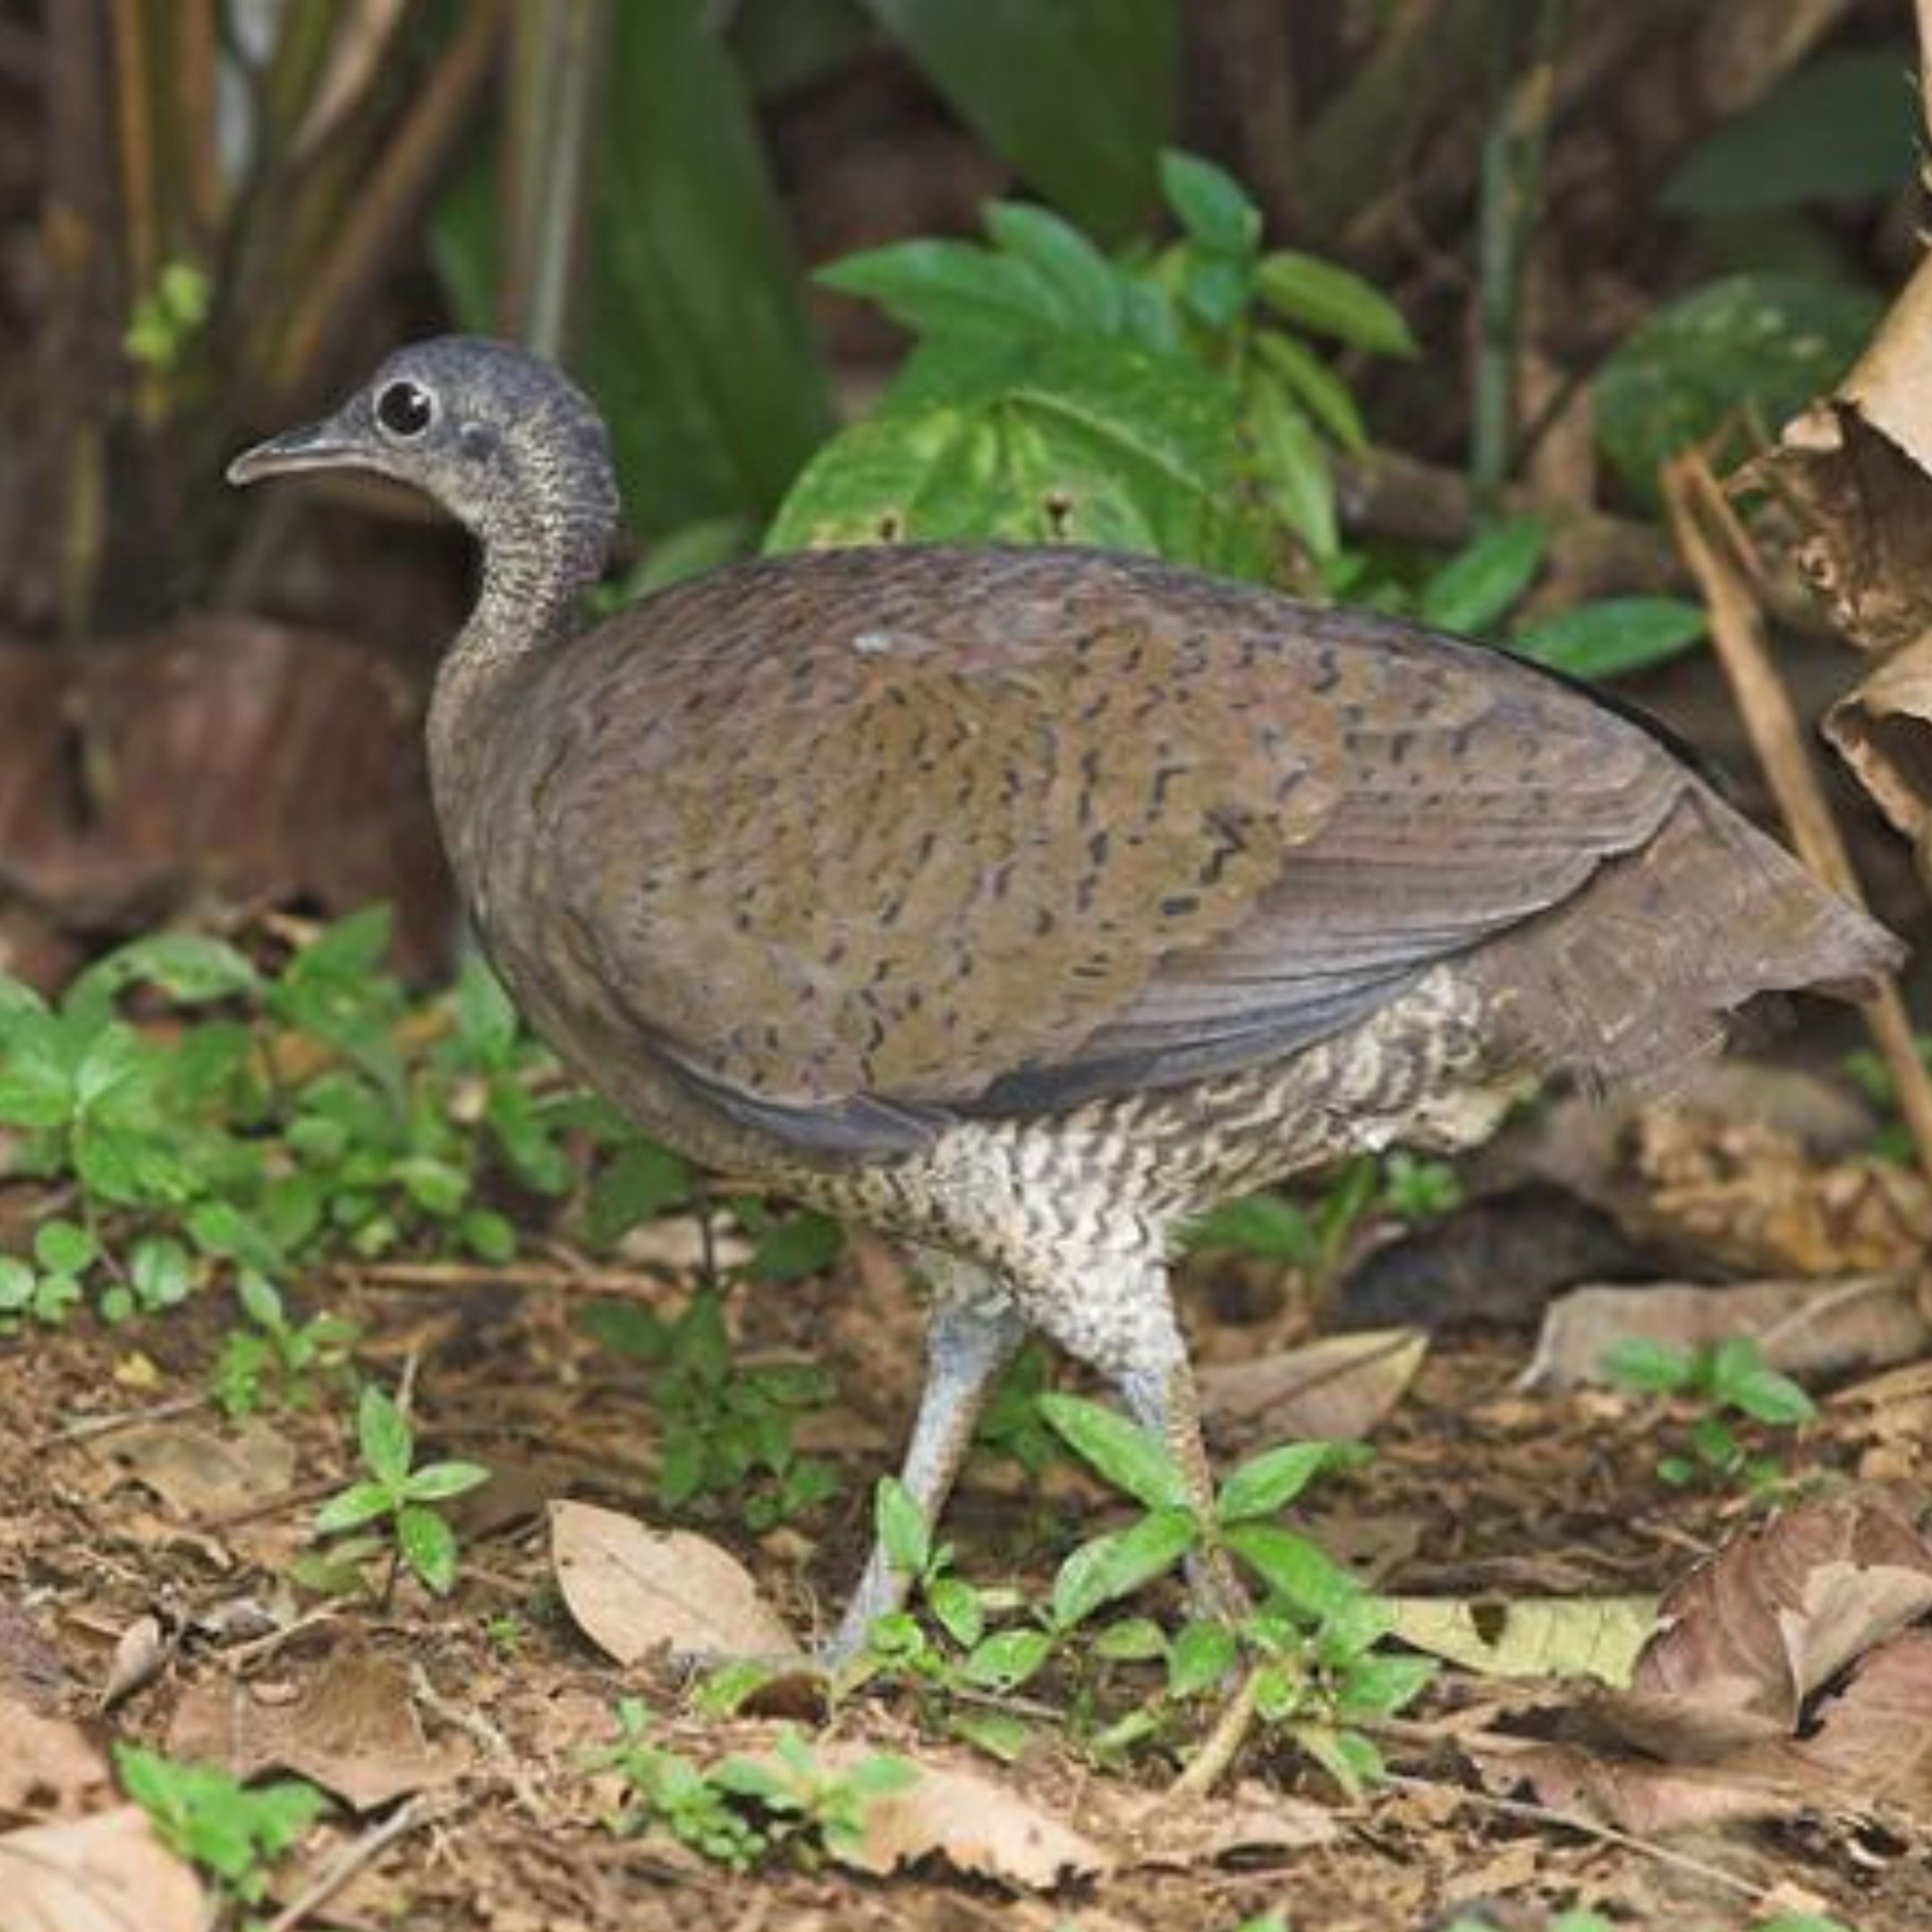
[1022,1251,1250,1625]
[823,1253,1027,1664]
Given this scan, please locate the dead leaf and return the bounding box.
[0,1597,67,1707]
[1200,1328,1428,1448]
[0,1804,207,1932]
[835,1754,1112,1885]
[99,1419,296,1521]
[1824,628,1932,862]
[1101,1781,1339,1863]
[1524,1274,1930,1390]
[1606,1488,1932,1759]
[97,1614,173,1710]
[1390,1596,1657,1688]
[166,1650,466,1812]
[0,1687,110,1818]
[550,1501,798,1662]
[1752,1626,1932,1811]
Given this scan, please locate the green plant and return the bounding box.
[115,1742,326,1908]
[209,1273,360,1419]
[595,1701,914,1872]
[578,1287,842,1530]
[313,1384,490,1597]
[1602,1335,1816,1491]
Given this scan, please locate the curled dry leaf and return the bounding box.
[166,1650,467,1812]
[97,1419,297,1521]
[1200,1327,1428,1449]
[1524,1274,1930,1390]
[831,1751,1112,1886]
[97,1613,173,1711]
[0,1686,111,1818]
[1101,1780,1339,1864]
[549,1500,799,1663]
[1389,1595,1657,1688]
[0,1804,207,1932]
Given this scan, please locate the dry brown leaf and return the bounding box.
[1200,1328,1428,1448]
[1503,1737,1799,1833]
[1389,1595,1657,1688]
[166,1650,467,1812]
[97,1419,296,1521]
[0,1804,208,1932]
[96,1614,172,1711]
[1606,1488,1932,1759]
[0,1687,110,1818]
[0,1597,68,1707]
[1524,1275,1929,1390]
[1100,1781,1338,1863]
[836,1755,1112,1885]
[550,1501,798,1662]
[1755,1626,1932,1810]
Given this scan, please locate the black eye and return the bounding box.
[376,379,434,437]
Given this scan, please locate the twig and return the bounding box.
[1172,1663,1260,1798]
[1664,452,1932,1190]
[345,1258,672,1297]
[39,1392,210,1447]
[1382,1771,1770,1902]
[262,1790,449,1932]
[409,1660,549,1819]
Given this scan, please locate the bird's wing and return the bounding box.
[533,546,1686,1152]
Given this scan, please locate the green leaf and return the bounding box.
[404,1459,492,1504]
[961,1625,1055,1690]
[0,1257,34,1311]
[1037,1394,1191,1509]
[875,1476,933,1579]
[0,1044,74,1127]
[584,1140,692,1250]
[462,1208,518,1264]
[297,906,394,981]
[33,1218,96,1276]
[1419,517,1546,634]
[863,0,1179,242]
[75,932,259,1006]
[1167,1618,1238,1697]
[398,1503,461,1595]
[72,1024,149,1110]
[314,1480,395,1535]
[1257,250,1417,356]
[1185,1192,1317,1264]
[356,1385,414,1490]
[1255,331,1367,452]
[983,200,1128,330]
[1159,149,1260,256]
[1664,52,1915,216]
[743,1210,844,1283]
[1596,275,1880,504]
[1249,373,1336,558]
[1224,1523,1361,1618]
[1599,1337,1696,1394]
[1513,597,1707,681]
[129,1236,193,1310]
[453,958,519,1063]
[1216,1442,1346,1524]
[927,1574,984,1649]
[1093,1614,1167,1662]
[818,239,1077,341]
[1052,1505,1197,1627]
[187,1199,284,1271]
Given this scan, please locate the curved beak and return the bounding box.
[226,413,361,487]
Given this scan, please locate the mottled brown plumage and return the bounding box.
[232,338,1903,1658]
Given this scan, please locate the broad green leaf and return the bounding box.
[1159,149,1259,256]
[1599,1336,1695,1394]
[1726,1367,1815,1427]
[928,1574,984,1649]
[1051,1506,1197,1627]
[454,958,519,1063]
[585,1142,691,1250]
[1596,274,1880,504]
[398,1503,461,1594]
[33,1218,96,1275]
[405,1459,492,1504]
[186,1200,284,1272]
[1249,373,1336,559]
[1336,1649,1436,1720]
[983,200,1128,331]
[356,1385,414,1491]
[1037,1394,1191,1510]
[1255,330,1367,452]
[1167,1618,1237,1697]
[1664,52,1915,215]
[1216,1442,1347,1524]
[0,1043,74,1128]
[129,1237,193,1310]
[1224,1522,1361,1618]
[1092,1614,1167,1662]
[462,1208,518,1264]
[73,1024,148,1111]
[297,906,394,981]
[0,1257,34,1310]
[74,932,259,1007]
[314,1480,394,1535]
[864,0,1179,241]
[1513,597,1707,681]
[875,1476,933,1578]
[1258,250,1417,356]
[743,1210,844,1282]
[818,238,1079,341]
[1184,1192,1316,1264]
[0,973,49,1039]
[961,1625,1055,1690]
[1419,517,1546,635]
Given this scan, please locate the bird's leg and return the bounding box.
[1024,1251,1250,1627]
[822,1252,1026,1666]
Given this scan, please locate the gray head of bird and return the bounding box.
[227,335,621,614]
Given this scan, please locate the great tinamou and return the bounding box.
[231,337,1902,1658]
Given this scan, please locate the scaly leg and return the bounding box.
[823,1252,1027,1665]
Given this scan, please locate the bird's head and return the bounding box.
[228,335,620,605]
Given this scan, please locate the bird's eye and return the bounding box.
[376,379,435,438]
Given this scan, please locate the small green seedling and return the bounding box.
[210,1270,360,1417]
[1602,1334,1816,1492]
[313,1383,489,1596]
[595,1702,914,1872]
[0,1218,96,1326]
[116,1742,325,1907]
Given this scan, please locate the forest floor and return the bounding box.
[2,1059,1930,1932]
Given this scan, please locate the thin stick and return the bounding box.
[262,1791,447,1932]
[1381,1772,1770,1902]
[1664,452,1932,1188]
[1172,1664,1259,1798]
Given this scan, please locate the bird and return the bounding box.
[230,336,1902,1661]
